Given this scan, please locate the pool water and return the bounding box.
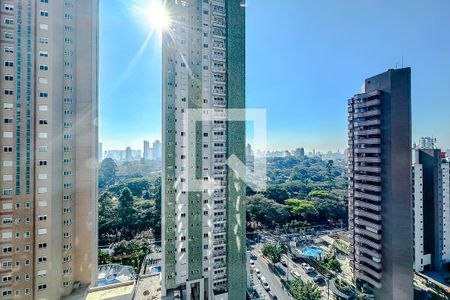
[301,246,326,258]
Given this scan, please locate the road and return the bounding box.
[253,256,291,300]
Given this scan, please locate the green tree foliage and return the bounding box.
[112,239,151,271]
[107,178,151,198]
[99,158,118,188]
[262,244,283,264]
[117,188,136,240]
[98,192,118,240]
[98,250,113,265]
[325,256,342,273]
[290,279,323,300]
[285,199,319,220]
[247,194,290,228]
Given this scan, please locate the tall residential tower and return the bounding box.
[348,68,413,299]
[162,0,246,299]
[0,1,98,299]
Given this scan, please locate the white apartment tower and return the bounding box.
[0,1,98,299]
[162,0,246,299]
[412,147,450,272]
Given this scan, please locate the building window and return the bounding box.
[40,10,49,17]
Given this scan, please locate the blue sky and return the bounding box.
[100,0,450,152]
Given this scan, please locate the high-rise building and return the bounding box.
[0,1,99,299]
[292,147,305,158]
[161,1,246,299]
[144,140,151,160]
[125,146,132,162]
[152,140,161,161]
[246,143,254,171]
[348,68,413,299]
[99,142,103,161]
[417,137,437,150]
[412,147,450,272]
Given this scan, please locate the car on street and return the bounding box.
[250,259,255,267]
[262,281,270,291]
[268,290,278,299]
[313,275,326,286]
[290,270,301,280]
[255,268,262,278]
[281,258,287,267]
[304,266,315,274]
[301,262,310,269]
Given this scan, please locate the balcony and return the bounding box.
[354,192,381,202]
[354,109,381,118]
[213,249,226,257]
[354,165,381,173]
[356,272,382,289]
[353,146,381,153]
[354,128,381,136]
[355,236,382,250]
[355,217,381,231]
[355,244,381,260]
[354,156,381,163]
[354,200,381,212]
[354,208,381,221]
[353,138,381,145]
[355,253,382,269]
[356,263,382,280]
[354,174,381,182]
[354,119,381,127]
[354,183,381,192]
[354,98,381,109]
[356,227,381,240]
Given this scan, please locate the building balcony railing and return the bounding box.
[354,191,381,202]
[355,253,382,270]
[354,119,381,127]
[356,263,382,280]
[354,98,381,109]
[354,174,381,182]
[356,272,382,289]
[355,244,381,260]
[354,165,381,173]
[354,208,382,221]
[354,109,381,118]
[213,249,226,257]
[353,146,381,153]
[354,200,381,212]
[354,217,381,231]
[354,129,381,136]
[356,227,382,240]
[353,138,381,145]
[354,183,381,192]
[355,236,382,250]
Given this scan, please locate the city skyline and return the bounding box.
[100,0,450,151]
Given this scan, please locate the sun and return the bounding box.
[145,1,170,31]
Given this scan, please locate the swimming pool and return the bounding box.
[301,246,326,258]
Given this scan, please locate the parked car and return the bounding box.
[301,262,310,269]
[290,270,301,280]
[268,291,278,300]
[313,275,326,286]
[304,266,315,274]
[262,281,270,291]
[250,259,255,267]
[255,268,262,278]
[281,258,287,267]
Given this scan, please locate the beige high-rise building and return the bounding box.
[0,1,98,299]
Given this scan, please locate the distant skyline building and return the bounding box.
[143,140,151,160]
[246,144,254,171]
[412,147,450,272]
[417,137,437,150]
[348,68,413,299]
[161,0,246,299]
[0,0,99,298]
[152,140,161,161]
[292,147,305,158]
[125,146,132,162]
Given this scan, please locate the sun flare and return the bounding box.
[145,2,170,31]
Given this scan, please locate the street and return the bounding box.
[253,255,291,299]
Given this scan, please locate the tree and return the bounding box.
[247,194,290,228]
[117,188,136,239]
[326,256,342,273]
[262,244,283,264]
[98,249,112,265]
[285,199,319,221]
[290,280,322,300]
[98,192,118,241]
[99,158,118,188]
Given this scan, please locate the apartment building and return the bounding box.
[348,68,413,299]
[162,0,246,299]
[413,146,450,272]
[0,1,98,299]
